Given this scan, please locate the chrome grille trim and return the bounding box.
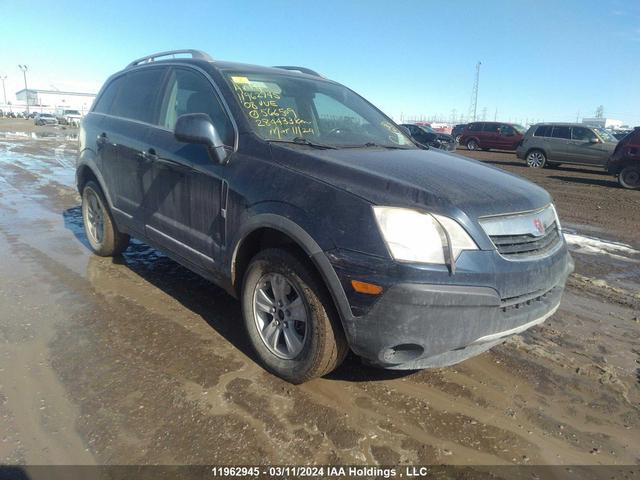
[479,205,563,260]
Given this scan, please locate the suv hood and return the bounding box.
[271,145,551,219]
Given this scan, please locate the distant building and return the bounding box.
[582,117,625,130]
[15,88,96,114]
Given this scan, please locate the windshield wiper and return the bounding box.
[268,137,336,149]
[343,142,414,150]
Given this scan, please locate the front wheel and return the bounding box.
[241,248,348,383]
[526,150,546,168]
[618,166,640,189]
[81,181,130,256]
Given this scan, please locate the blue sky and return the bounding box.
[2,0,639,125]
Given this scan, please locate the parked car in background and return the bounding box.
[459,121,525,151]
[451,124,467,142]
[400,123,456,151]
[76,49,572,383]
[517,123,618,169]
[56,109,83,126]
[34,113,58,126]
[608,127,640,189]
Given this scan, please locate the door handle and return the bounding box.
[96,132,108,149]
[140,148,159,162]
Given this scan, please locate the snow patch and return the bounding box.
[564,232,640,261]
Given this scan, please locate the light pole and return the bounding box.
[18,65,29,115]
[0,76,6,106]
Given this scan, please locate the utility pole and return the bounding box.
[494,108,497,121]
[18,65,29,114]
[481,107,487,121]
[468,61,481,122]
[0,76,6,105]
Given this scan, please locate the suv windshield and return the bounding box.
[513,124,526,134]
[224,71,415,149]
[595,128,617,143]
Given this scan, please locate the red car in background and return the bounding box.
[608,127,640,189]
[459,121,526,151]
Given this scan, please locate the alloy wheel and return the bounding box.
[527,151,545,168]
[253,273,308,360]
[83,189,105,246]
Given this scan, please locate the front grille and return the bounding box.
[490,221,561,258]
[479,204,563,260]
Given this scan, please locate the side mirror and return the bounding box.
[174,113,229,164]
[589,137,601,144]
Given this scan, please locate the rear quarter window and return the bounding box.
[93,76,123,114]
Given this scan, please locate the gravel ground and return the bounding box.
[0,119,638,471]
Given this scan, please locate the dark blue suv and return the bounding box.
[76,50,573,383]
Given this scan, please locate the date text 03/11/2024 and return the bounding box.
[209,466,438,477]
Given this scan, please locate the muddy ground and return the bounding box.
[0,118,638,470]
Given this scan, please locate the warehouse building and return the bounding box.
[15,88,96,114]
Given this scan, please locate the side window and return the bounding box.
[482,123,500,133]
[534,125,551,137]
[110,68,166,124]
[572,127,595,141]
[160,68,234,147]
[468,123,480,131]
[93,76,123,114]
[500,124,515,135]
[551,126,571,139]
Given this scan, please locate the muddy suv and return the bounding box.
[517,123,618,169]
[77,50,573,383]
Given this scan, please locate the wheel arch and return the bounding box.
[525,146,548,159]
[76,157,115,210]
[230,214,354,330]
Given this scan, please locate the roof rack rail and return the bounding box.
[127,49,213,68]
[273,66,323,78]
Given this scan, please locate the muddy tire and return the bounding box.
[526,149,546,168]
[241,248,348,384]
[81,181,129,256]
[618,166,640,190]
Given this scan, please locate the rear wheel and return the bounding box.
[241,248,348,383]
[82,181,130,256]
[526,149,546,168]
[466,138,479,150]
[618,166,640,189]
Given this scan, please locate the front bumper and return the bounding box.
[329,245,573,369]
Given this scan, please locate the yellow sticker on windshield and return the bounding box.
[231,76,250,84]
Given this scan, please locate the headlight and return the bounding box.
[373,207,477,264]
[550,203,562,232]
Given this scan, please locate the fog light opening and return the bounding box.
[382,343,424,364]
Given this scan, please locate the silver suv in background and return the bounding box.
[517,123,618,168]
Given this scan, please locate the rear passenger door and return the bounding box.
[143,66,235,269]
[481,123,500,149]
[99,67,167,232]
[547,126,571,162]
